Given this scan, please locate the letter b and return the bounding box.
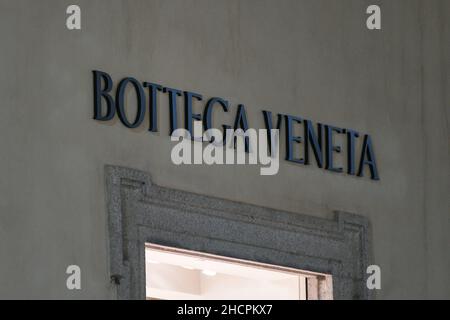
[93,70,115,121]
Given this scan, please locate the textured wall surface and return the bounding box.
[0,0,448,299]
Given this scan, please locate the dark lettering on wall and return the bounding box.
[358,134,379,180]
[325,125,343,173]
[92,70,380,180]
[304,120,323,168]
[143,82,163,132]
[163,87,182,135]
[346,128,359,175]
[262,110,283,156]
[184,91,203,138]
[93,70,115,121]
[203,97,229,143]
[233,104,250,152]
[285,115,304,164]
[116,77,146,128]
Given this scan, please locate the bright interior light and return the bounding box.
[147,259,159,264]
[145,243,333,300]
[182,266,195,270]
[201,269,217,276]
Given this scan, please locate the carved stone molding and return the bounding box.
[105,165,372,300]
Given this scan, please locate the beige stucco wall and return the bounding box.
[0,0,448,299]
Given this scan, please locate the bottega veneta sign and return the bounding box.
[92,70,379,180]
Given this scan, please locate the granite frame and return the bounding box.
[105,165,372,300]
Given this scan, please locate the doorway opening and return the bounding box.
[145,243,333,300]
